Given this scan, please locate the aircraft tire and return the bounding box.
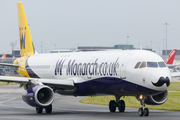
[138,108,143,116]
[36,107,43,114]
[144,108,149,116]
[45,104,52,113]
[109,100,116,112]
[118,100,125,112]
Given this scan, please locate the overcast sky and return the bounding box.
[0,0,180,54]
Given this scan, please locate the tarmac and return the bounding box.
[0,79,179,120]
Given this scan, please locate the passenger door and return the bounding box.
[120,54,132,79]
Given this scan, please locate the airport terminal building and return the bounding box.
[0,50,20,76]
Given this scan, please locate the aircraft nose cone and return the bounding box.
[152,77,170,87]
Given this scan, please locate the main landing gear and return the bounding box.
[36,104,52,114]
[109,95,149,116]
[138,95,149,116]
[109,96,125,113]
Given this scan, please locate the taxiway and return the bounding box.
[0,85,179,120]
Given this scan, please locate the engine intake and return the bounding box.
[145,90,168,105]
[22,85,54,107]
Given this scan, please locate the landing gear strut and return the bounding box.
[109,96,125,113]
[138,95,149,116]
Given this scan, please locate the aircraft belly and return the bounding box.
[74,77,161,96]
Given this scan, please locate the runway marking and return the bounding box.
[0,97,32,110]
[0,97,18,104]
[0,95,62,110]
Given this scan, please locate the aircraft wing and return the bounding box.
[0,76,74,89]
[167,63,180,69]
[0,63,19,67]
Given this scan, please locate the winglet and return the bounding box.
[17,2,35,57]
[164,49,177,64]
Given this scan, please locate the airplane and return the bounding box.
[1,54,7,58]
[164,49,177,65]
[0,2,171,116]
[164,49,178,70]
[164,49,180,77]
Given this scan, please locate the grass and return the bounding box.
[81,82,180,111]
[0,75,19,86]
[168,82,180,91]
[0,82,17,86]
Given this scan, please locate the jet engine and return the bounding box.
[145,90,168,105]
[22,85,54,107]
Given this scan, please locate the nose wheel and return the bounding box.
[138,95,149,116]
[138,107,149,116]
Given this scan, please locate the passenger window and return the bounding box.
[139,62,146,68]
[158,62,166,68]
[147,62,158,68]
[134,62,141,69]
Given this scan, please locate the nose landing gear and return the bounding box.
[138,95,149,116]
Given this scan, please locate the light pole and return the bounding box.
[162,39,164,49]
[127,36,129,49]
[164,23,169,56]
[150,41,152,50]
[41,42,43,53]
[10,40,17,54]
[162,39,164,55]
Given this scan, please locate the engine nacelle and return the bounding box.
[22,85,54,107]
[145,90,168,105]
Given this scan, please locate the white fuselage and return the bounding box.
[25,50,171,96]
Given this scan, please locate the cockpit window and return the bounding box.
[158,62,166,67]
[147,62,158,68]
[134,62,141,69]
[139,62,146,68]
[135,61,166,69]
